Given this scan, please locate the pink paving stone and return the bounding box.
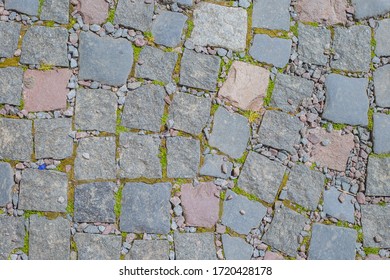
[295,0,349,25]
[180,182,220,228]
[218,61,269,111]
[77,0,109,25]
[263,251,285,260]
[23,69,72,112]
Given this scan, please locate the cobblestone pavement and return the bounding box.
[1,0,390,261]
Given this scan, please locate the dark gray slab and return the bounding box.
[366,156,390,196]
[74,233,121,260]
[361,204,390,248]
[375,19,390,57]
[373,113,390,154]
[114,0,154,32]
[174,232,216,260]
[222,235,253,260]
[373,65,390,108]
[199,154,233,179]
[40,0,69,24]
[126,240,170,260]
[0,21,21,58]
[0,162,14,207]
[0,67,23,106]
[252,0,291,31]
[152,11,187,48]
[323,187,355,223]
[0,216,25,260]
[4,0,39,16]
[352,0,390,19]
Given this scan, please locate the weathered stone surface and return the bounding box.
[152,11,187,47]
[219,61,269,111]
[41,0,69,24]
[4,0,39,16]
[262,206,307,257]
[77,0,109,24]
[119,133,162,179]
[190,3,247,51]
[166,137,200,178]
[209,107,250,159]
[0,118,32,161]
[74,137,116,180]
[175,233,216,260]
[169,92,211,135]
[180,49,221,91]
[308,224,357,260]
[181,182,220,228]
[199,154,233,179]
[323,187,355,223]
[373,113,390,154]
[0,67,23,106]
[34,118,73,159]
[0,162,13,207]
[252,0,290,31]
[29,215,70,260]
[361,204,390,248]
[373,65,390,108]
[126,240,170,260]
[20,26,68,67]
[0,216,25,260]
[375,19,390,57]
[296,0,348,25]
[264,251,285,260]
[0,22,21,58]
[79,32,133,86]
[238,152,286,204]
[331,26,371,72]
[366,156,390,196]
[323,74,369,126]
[222,190,267,234]
[114,0,154,32]
[222,235,253,260]
[75,233,121,260]
[352,0,390,19]
[120,182,171,234]
[121,84,165,132]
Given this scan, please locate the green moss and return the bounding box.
[23,210,43,218]
[220,191,226,201]
[107,7,116,24]
[371,29,377,59]
[161,112,169,127]
[0,209,4,215]
[159,145,167,170]
[290,22,298,37]
[231,186,262,203]
[235,151,248,165]
[66,184,75,215]
[143,31,154,42]
[38,0,45,16]
[370,153,390,158]
[0,57,19,68]
[378,201,386,207]
[45,21,55,27]
[264,79,275,106]
[70,240,78,253]
[175,178,189,185]
[332,123,347,130]
[364,247,380,255]
[310,162,317,170]
[185,19,194,38]
[242,110,260,123]
[367,108,374,131]
[38,64,53,71]
[152,80,165,86]
[253,28,290,39]
[114,184,124,219]
[67,17,77,29]
[21,230,29,255]
[133,46,143,62]
[304,21,320,27]
[210,104,219,115]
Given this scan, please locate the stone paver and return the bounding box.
[375,19,390,57]
[252,0,291,31]
[222,235,253,260]
[40,0,69,24]
[352,0,390,19]
[374,65,390,108]
[174,232,216,260]
[77,0,109,25]
[74,233,121,260]
[361,204,390,248]
[0,67,23,106]
[126,240,170,260]
[323,187,355,223]
[365,156,390,196]
[295,0,348,25]
[0,162,14,206]
[373,113,390,154]
[0,118,32,161]
[4,0,39,16]
[114,0,154,32]
[0,216,25,260]
[199,154,233,179]
[0,22,21,58]
[152,11,188,48]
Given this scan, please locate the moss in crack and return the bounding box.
[107,7,116,24]
[0,57,19,68]
[253,28,290,39]
[159,140,167,177]
[290,22,298,37]
[133,46,143,63]
[264,78,275,107]
[66,183,75,216]
[185,19,194,39]
[235,151,248,165]
[231,186,263,204]
[364,247,380,255]
[370,153,390,158]
[21,229,29,255]
[38,63,54,71]
[143,31,154,42]
[114,184,124,220]
[367,108,374,131]
[242,110,260,123]
[152,80,165,86]
[38,0,45,16]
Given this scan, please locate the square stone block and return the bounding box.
[114,0,154,32]
[296,0,348,25]
[375,19,390,57]
[74,233,121,260]
[4,0,39,16]
[0,118,32,161]
[174,232,216,260]
[361,204,390,248]
[199,154,233,179]
[373,113,390,154]
[40,0,69,24]
[77,0,109,25]
[222,235,253,260]
[0,67,23,106]
[152,11,187,48]
[126,240,170,260]
[373,65,390,108]
[352,0,390,19]
[0,21,21,58]
[0,162,14,207]
[365,156,390,197]
[252,0,291,31]
[0,216,25,260]
[323,187,355,223]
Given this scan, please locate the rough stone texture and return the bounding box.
[169,92,211,135]
[366,156,390,196]
[152,11,188,48]
[119,133,162,179]
[222,190,267,234]
[252,0,291,31]
[295,0,348,25]
[74,233,121,260]
[199,154,233,179]
[29,215,70,260]
[0,216,25,260]
[323,74,369,126]
[40,0,69,24]
[166,137,200,178]
[285,164,325,210]
[20,26,68,67]
[352,0,390,19]
[249,34,292,68]
[126,240,170,260]
[78,32,133,86]
[361,204,390,248]
[74,182,116,223]
[308,224,357,260]
[209,107,250,159]
[77,0,109,25]
[270,74,314,113]
[373,65,390,108]
[218,61,269,111]
[222,235,253,260]
[174,233,216,260]
[0,118,32,161]
[323,187,355,223]
[373,113,390,154]
[238,152,286,204]
[0,67,23,106]
[34,118,73,160]
[0,162,13,207]
[23,69,72,112]
[4,0,39,16]
[179,49,221,91]
[262,206,307,257]
[114,0,154,32]
[190,2,247,51]
[331,26,371,72]
[74,137,116,180]
[181,182,220,228]
[120,182,172,234]
[264,251,285,260]
[121,84,165,132]
[298,23,331,66]
[375,19,390,57]
[0,22,21,58]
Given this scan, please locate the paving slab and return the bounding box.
[74,233,121,260]
[126,240,170,260]
[0,162,14,207]
[365,156,390,196]
[77,0,109,24]
[0,216,25,260]
[361,204,390,248]
[323,187,355,223]
[199,154,233,179]
[375,19,390,57]
[295,0,348,25]
[40,0,69,24]
[373,65,390,108]
[252,0,291,31]
[114,0,154,32]
[352,0,390,19]
[222,235,253,260]
[373,113,390,154]
[174,232,216,260]
[0,67,23,106]
[0,21,21,58]
[152,11,187,48]
[4,0,39,16]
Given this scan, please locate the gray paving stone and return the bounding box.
[152,11,187,48]
[174,232,216,260]
[169,92,211,135]
[0,21,21,58]
[126,240,169,260]
[0,118,33,161]
[177,0,193,7]
[74,233,121,260]
[179,49,221,91]
[252,0,291,31]
[323,74,369,126]
[120,182,171,234]
[114,0,154,32]
[270,73,314,113]
[352,0,390,19]
[323,187,355,223]
[199,154,233,179]
[222,190,267,235]
[0,67,23,106]
[29,215,70,260]
[308,224,357,260]
[298,23,331,66]
[74,137,116,181]
[373,113,390,154]
[119,133,162,179]
[209,107,250,159]
[0,162,14,207]
[0,216,25,260]
[331,26,371,72]
[262,206,308,257]
[238,152,286,203]
[78,32,133,86]
[19,169,68,212]
[366,156,390,196]
[222,235,253,260]
[121,84,165,132]
[74,182,116,223]
[4,0,39,16]
[249,34,292,68]
[34,118,73,160]
[40,0,69,24]
[373,65,390,108]
[20,26,68,67]
[375,19,390,57]
[135,46,178,84]
[75,89,117,133]
[166,136,200,178]
[361,204,390,248]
